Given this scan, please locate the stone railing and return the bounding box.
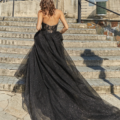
[81,19,120,47]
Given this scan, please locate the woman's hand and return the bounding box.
[59,10,69,34]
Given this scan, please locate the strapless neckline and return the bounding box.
[42,22,58,27]
[41,21,58,33]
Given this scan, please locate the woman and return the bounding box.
[15,0,120,120]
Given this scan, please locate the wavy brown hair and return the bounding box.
[40,0,56,16]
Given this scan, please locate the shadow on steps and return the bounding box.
[81,49,120,100]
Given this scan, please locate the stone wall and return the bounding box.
[0,0,64,17]
[81,0,96,19]
[0,0,120,19]
[0,1,40,17]
[63,0,78,18]
[63,0,120,19]
[106,0,120,19]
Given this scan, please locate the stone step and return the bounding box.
[0,21,87,28]
[0,53,120,67]
[0,75,120,94]
[0,75,24,93]
[0,63,120,79]
[76,66,120,79]
[0,26,96,34]
[0,31,106,40]
[71,56,120,67]
[87,78,120,94]
[0,45,120,56]
[0,17,77,23]
[0,53,25,64]
[67,47,120,56]
[0,38,117,47]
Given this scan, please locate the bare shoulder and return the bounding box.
[37,10,43,16]
[38,10,42,13]
[55,9,63,16]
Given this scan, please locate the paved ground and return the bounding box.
[0,91,120,120]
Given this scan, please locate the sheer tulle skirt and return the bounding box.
[14,30,120,120]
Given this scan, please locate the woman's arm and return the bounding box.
[36,10,43,31]
[59,10,69,34]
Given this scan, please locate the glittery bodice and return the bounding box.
[41,22,58,33]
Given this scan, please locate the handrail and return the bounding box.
[77,0,120,23]
[78,0,81,23]
[85,0,120,16]
[12,0,15,17]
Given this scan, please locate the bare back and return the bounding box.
[36,9,69,33]
[42,9,60,26]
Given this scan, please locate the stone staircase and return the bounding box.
[0,16,120,96]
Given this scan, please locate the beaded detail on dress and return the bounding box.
[41,22,58,33]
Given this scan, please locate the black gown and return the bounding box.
[15,22,120,120]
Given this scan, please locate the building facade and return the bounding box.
[0,0,120,19]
